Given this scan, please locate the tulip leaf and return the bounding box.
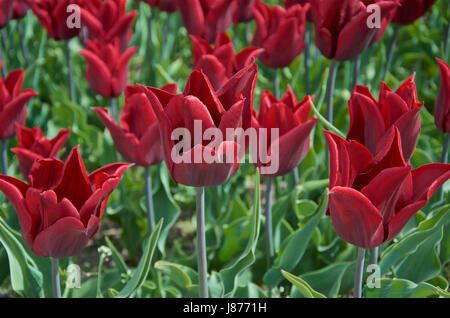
[116,218,163,298]
[105,236,129,276]
[365,278,450,298]
[264,190,328,288]
[219,170,261,298]
[154,260,198,289]
[282,270,326,298]
[0,217,43,298]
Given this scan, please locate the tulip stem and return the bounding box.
[274,69,280,99]
[1,140,7,175]
[245,23,251,46]
[383,25,399,80]
[162,14,169,59]
[445,15,450,58]
[196,186,208,298]
[264,177,274,268]
[304,24,311,93]
[65,40,76,104]
[110,98,118,122]
[17,22,30,67]
[147,6,154,83]
[440,134,450,202]
[326,60,338,122]
[292,169,299,187]
[352,55,361,89]
[354,247,366,298]
[52,258,61,298]
[145,166,156,234]
[0,39,7,77]
[370,247,379,265]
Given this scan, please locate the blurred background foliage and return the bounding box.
[0,0,449,298]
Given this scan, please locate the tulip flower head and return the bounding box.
[0,146,132,258]
[392,0,436,25]
[11,126,71,180]
[252,87,318,177]
[232,0,256,24]
[12,0,29,20]
[0,0,15,27]
[434,58,450,134]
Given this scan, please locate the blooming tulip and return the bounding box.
[232,0,255,24]
[191,32,262,90]
[0,68,37,141]
[138,0,177,12]
[347,74,423,161]
[177,0,234,43]
[392,0,436,25]
[326,127,450,248]
[0,146,131,258]
[12,0,29,20]
[140,62,258,187]
[92,85,175,167]
[434,58,450,134]
[28,0,83,40]
[79,39,137,98]
[81,0,136,52]
[361,0,399,46]
[11,126,70,180]
[283,0,313,21]
[251,1,309,68]
[252,87,317,176]
[310,0,398,61]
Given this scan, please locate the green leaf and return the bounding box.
[300,262,350,298]
[116,218,163,298]
[154,260,198,290]
[365,279,450,298]
[282,270,326,298]
[219,170,261,297]
[0,217,43,297]
[105,236,129,276]
[264,189,328,287]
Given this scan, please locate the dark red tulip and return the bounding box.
[251,1,309,68]
[140,62,258,187]
[434,58,450,134]
[310,0,398,61]
[28,0,84,40]
[0,0,14,28]
[283,0,313,21]
[326,127,450,248]
[79,39,137,98]
[81,0,136,52]
[361,0,399,45]
[232,0,256,24]
[0,146,132,258]
[137,0,178,12]
[347,74,423,162]
[12,0,29,20]
[0,68,37,140]
[11,126,70,180]
[252,87,317,176]
[177,0,234,43]
[191,32,262,90]
[392,0,436,25]
[92,84,175,167]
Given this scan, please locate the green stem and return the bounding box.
[352,55,361,89]
[274,69,280,99]
[326,60,338,123]
[65,40,76,103]
[1,140,8,175]
[110,98,118,122]
[354,248,365,298]
[96,255,105,298]
[264,177,274,268]
[196,186,208,298]
[383,25,399,80]
[17,22,30,67]
[370,247,379,265]
[440,134,450,202]
[52,258,61,298]
[145,166,156,234]
[0,39,7,77]
[147,7,154,83]
[304,24,311,93]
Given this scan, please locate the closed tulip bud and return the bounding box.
[191,32,262,90]
[0,146,132,258]
[392,0,436,25]
[232,0,256,24]
[81,0,136,52]
[251,1,309,68]
[283,0,313,21]
[252,87,318,176]
[434,58,450,134]
[11,126,70,180]
[177,0,234,43]
[79,39,137,98]
[0,68,37,140]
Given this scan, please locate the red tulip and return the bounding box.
[11,126,70,180]
[252,87,317,176]
[434,58,450,134]
[0,68,37,140]
[251,1,309,68]
[12,0,29,20]
[310,0,398,61]
[140,62,258,187]
[361,0,399,45]
[137,0,178,12]
[177,0,234,43]
[0,0,14,28]
[79,39,137,98]
[232,0,256,24]
[347,74,423,161]
[0,146,132,258]
[28,0,83,40]
[81,0,136,52]
[92,84,175,167]
[392,0,436,25]
[283,0,313,21]
[191,32,262,90]
[326,127,450,248]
